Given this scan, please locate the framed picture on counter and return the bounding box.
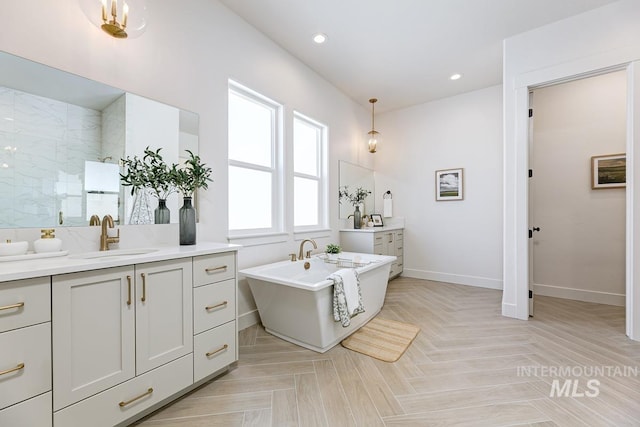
[370,213,384,227]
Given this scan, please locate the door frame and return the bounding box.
[503,55,640,341]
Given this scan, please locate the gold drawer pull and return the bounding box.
[119,387,153,407]
[0,302,24,311]
[0,363,25,376]
[206,344,228,357]
[205,265,227,273]
[205,301,228,311]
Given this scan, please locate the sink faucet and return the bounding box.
[100,215,120,251]
[298,239,317,260]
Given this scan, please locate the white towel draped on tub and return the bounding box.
[327,268,365,327]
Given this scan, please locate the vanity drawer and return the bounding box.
[0,277,50,333]
[193,252,235,287]
[0,392,52,427]
[54,354,192,427]
[0,323,51,410]
[194,321,236,383]
[193,279,236,334]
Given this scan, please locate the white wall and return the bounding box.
[503,0,640,338]
[375,85,503,289]
[531,71,626,305]
[0,0,372,328]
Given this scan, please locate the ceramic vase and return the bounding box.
[179,197,196,245]
[154,198,170,224]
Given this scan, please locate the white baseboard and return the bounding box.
[403,268,503,290]
[534,283,625,307]
[238,309,261,331]
[502,302,518,318]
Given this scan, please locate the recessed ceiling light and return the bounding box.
[450,73,462,81]
[313,33,327,44]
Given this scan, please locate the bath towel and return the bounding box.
[328,269,365,327]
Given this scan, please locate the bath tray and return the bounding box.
[0,250,69,262]
[322,256,370,269]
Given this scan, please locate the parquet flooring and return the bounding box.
[135,277,640,426]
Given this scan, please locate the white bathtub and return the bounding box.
[240,252,396,353]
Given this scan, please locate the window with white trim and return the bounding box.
[293,112,327,230]
[228,81,282,235]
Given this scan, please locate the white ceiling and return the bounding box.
[219,0,619,113]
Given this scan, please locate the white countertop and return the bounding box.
[0,242,240,283]
[339,226,404,233]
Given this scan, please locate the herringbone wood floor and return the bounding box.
[135,277,640,426]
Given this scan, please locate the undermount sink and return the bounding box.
[70,248,159,260]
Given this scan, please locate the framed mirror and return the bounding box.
[0,51,199,228]
[338,161,374,219]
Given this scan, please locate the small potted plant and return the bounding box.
[325,243,342,261]
[172,150,213,245]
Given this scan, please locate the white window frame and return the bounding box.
[227,80,284,242]
[293,111,328,233]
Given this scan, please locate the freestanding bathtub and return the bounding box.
[240,252,396,353]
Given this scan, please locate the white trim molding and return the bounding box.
[404,269,503,290]
[534,283,625,307]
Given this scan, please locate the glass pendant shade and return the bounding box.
[368,98,378,153]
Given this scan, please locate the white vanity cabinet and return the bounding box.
[0,243,239,427]
[192,252,238,383]
[0,277,52,427]
[340,228,404,279]
[52,259,193,426]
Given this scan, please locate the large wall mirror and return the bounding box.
[0,51,199,228]
[338,161,374,219]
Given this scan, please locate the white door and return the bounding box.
[52,266,135,410]
[135,259,193,375]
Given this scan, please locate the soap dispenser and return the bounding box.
[34,229,62,253]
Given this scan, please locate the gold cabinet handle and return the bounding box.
[205,301,228,311]
[206,344,228,357]
[126,276,132,306]
[0,302,24,311]
[0,363,25,376]
[118,387,153,407]
[205,265,227,273]
[141,273,146,302]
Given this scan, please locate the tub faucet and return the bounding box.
[100,215,120,251]
[298,239,317,260]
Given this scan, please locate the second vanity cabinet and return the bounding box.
[340,228,404,279]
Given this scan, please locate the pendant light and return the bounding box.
[367,98,378,153]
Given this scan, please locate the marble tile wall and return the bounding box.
[0,86,103,228]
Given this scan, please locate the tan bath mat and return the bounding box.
[341,317,420,362]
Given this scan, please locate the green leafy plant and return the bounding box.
[339,185,371,207]
[173,150,213,197]
[120,147,177,200]
[325,243,342,254]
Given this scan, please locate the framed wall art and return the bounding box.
[591,154,625,189]
[436,168,464,201]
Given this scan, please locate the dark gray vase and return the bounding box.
[179,197,196,245]
[353,205,362,229]
[154,199,170,224]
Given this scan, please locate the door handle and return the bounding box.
[528,227,541,238]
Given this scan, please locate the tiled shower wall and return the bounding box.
[0,86,102,227]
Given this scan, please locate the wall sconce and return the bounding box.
[367,98,379,153]
[78,0,148,39]
[101,0,129,38]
